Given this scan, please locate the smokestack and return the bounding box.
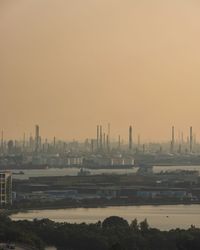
[108,123,110,137]
[97,125,99,150]
[103,133,106,150]
[23,133,25,152]
[171,126,175,153]
[190,126,193,153]
[118,135,121,150]
[107,123,110,151]
[35,124,40,153]
[129,125,132,150]
[91,139,94,153]
[106,134,109,152]
[137,134,140,148]
[100,125,103,149]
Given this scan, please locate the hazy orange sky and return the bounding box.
[1,0,200,142]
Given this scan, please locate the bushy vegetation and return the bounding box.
[1,214,200,250]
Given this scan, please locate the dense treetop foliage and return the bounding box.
[0,214,200,250]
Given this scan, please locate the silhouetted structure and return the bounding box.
[129,125,132,150]
[96,125,99,149]
[190,126,193,153]
[35,125,40,153]
[118,135,121,150]
[100,125,103,150]
[170,126,175,153]
[0,171,12,206]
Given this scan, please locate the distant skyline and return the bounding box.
[0,124,197,144]
[1,0,200,141]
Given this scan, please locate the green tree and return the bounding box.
[102,216,129,229]
[139,219,149,232]
[130,218,139,231]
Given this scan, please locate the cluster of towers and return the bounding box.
[0,124,199,155]
[95,124,110,152]
[94,124,134,153]
[170,126,194,154]
[94,124,196,154]
[0,125,41,155]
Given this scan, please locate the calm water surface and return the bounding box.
[12,165,200,179]
[11,205,200,230]
[11,166,200,230]
[12,167,138,180]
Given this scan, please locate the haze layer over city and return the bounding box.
[2,1,200,250]
[1,0,200,141]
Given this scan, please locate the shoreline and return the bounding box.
[2,163,200,171]
[7,200,200,216]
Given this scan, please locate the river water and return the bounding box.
[11,165,200,179]
[11,166,200,230]
[10,205,200,230]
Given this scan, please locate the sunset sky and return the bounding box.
[1,0,200,142]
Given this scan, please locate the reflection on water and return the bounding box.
[11,205,200,230]
[12,167,139,180]
[11,165,200,180]
[11,166,200,230]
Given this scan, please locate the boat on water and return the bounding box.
[77,168,91,176]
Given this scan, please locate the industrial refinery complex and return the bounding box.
[0,125,200,210]
[0,124,199,169]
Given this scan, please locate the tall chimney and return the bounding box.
[23,133,25,152]
[97,125,99,150]
[103,133,106,150]
[137,134,140,148]
[100,125,103,149]
[106,134,109,152]
[118,135,121,150]
[171,126,175,153]
[91,139,94,153]
[107,123,110,151]
[190,126,193,153]
[35,125,40,153]
[129,125,132,150]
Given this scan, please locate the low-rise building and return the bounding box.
[0,171,12,206]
